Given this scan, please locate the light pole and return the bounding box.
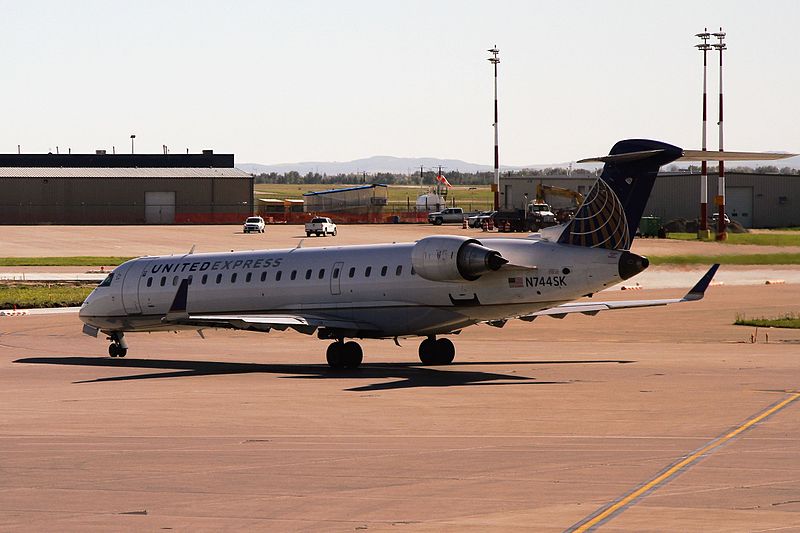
[712,28,726,240]
[695,29,711,235]
[487,46,500,211]
[130,134,136,154]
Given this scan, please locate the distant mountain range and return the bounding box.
[236,156,580,175]
[237,154,800,175]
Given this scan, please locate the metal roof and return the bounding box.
[303,183,388,197]
[0,167,250,178]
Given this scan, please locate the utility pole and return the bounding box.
[487,46,500,211]
[696,29,711,236]
[712,28,727,240]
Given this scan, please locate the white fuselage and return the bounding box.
[79,237,626,338]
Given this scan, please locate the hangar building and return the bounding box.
[0,151,253,224]
[303,184,388,214]
[499,171,800,228]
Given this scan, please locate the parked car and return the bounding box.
[711,213,731,225]
[467,210,497,228]
[428,207,465,225]
[305,217,337,237]
[243,216,265,233]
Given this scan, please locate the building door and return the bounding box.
[503,184,512,210]
[727,187,753,228]
[330,261,343,295]
[145,191,176,224]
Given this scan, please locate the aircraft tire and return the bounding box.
[419,337,455,365]
[108,344,118,357]
[326,342,345,369]
[342,341,363,368]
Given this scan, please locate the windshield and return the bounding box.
[311,218,326,223]
[246,217,261,223]
[98,273,114,287]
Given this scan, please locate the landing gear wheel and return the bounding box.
[326,341,363,369]
[418,337,455,365]
[108,344,127,358]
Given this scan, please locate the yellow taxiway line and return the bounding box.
[569,392,800,532]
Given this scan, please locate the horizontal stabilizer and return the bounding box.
[515,264,719,321]
[678,150,797,162]
[579,149,796,165]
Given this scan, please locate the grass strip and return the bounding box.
[0,284,94,309]
[735,313,800,329]
[666,233,800,246]
[0,257,132,267]
[648,253,800,265]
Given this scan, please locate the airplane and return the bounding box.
[78,139,793,368]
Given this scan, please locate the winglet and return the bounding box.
[165,278,190,321]
[682,264,720,302]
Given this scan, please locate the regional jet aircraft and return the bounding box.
[79,139,792,368]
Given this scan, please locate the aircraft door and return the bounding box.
[121,260,146,314]
[330,261,343,295]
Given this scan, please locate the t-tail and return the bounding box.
[557,139,795,251]
[558,139,683,250]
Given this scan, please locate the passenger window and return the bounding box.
[381,266,388,277]
[318,269,325,279]
[411,266,416,276]
[349,267,355,278]
[246,272,252,282]
[216,273,222,284]
[396,265,402,276]
[305,269,312,280]
[291,270,297,280]
[173,276,179,286]
[160,276,166,286]
[202,274,208,285]
[276,271,282,281]
[231,273,237,283]
[261,271,267,282]
[147,277,153,287]
[188,275,193,285]
[365,266,372,277]
[333,267,340,279]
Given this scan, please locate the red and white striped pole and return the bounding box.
[695,30,711,234]
[488,46,500,211]
[713,29,727,240]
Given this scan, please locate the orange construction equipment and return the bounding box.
[487,218,494,231]
[481,220,488,232]
[462,218,467,229]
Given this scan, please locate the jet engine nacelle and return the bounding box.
[411,236,508,282]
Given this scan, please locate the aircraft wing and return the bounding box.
[163,279,380,335]
[516,264,719,321]
[179,313,379,335]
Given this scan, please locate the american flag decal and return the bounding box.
[508,277,523,288]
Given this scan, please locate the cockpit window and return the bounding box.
[98,273,114,287]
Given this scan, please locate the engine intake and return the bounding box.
[411,236,508,282]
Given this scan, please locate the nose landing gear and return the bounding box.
[418,336,455,365]
[107,332,128,358]
[326,340,363,369]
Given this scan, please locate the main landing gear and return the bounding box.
[107,332,128,358]
[326,340,363,369]
[418,336,455,366]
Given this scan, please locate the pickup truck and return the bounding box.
[243,216,265,233]
[428,207,465,225]
[305,217,337,237]
[494,202,557,232]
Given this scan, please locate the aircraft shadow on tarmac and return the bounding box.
[13,357,634,392]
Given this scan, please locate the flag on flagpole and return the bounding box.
[436,174,452,188]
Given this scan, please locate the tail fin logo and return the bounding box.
[558,178,630,250]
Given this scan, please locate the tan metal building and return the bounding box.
[0,153,253,224]
[499,172,800,228]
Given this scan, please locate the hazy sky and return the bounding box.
[2,1,798,165]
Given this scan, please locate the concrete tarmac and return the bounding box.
[2,284,799,531]
[2,225,800,531]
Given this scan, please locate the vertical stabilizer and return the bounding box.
[558,139,683,250]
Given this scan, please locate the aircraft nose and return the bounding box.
[618,251,649,280]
